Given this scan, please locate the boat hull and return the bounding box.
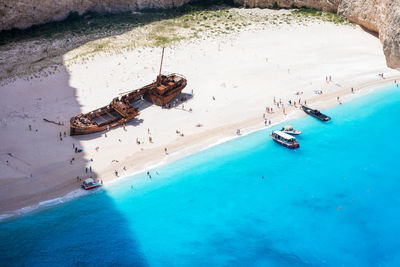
[301,105,331,121]
[145,76,187,107]
[282,130,301,135]
[81,184,102,190]
[270,134,299,149]
[70,116,130,136]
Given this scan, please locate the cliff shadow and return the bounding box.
[0,64,103,213]
[360,25,379,39]
[0,62,148,266]
[0,188,148,266]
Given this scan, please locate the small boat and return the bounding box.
[81,178,102,190]
[301,105,331,121]
[270,130,299,149]
[281,125,302,135]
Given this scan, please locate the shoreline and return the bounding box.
[1,20,399,220]
[1,77,398,222]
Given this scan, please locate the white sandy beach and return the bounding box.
[1,20,399,216]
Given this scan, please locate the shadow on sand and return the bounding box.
[0,3,205,263]
[0,61,148,267]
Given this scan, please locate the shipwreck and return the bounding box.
[70,48,187,136]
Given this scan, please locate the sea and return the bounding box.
[1,84,400,266]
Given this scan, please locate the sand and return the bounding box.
[1,20,399,217]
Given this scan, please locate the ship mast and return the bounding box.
[158,47,165,77]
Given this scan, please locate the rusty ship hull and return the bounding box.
[70,105,138,136]
[146,73,187,107]
[70,73,187,136]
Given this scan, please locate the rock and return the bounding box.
[338,0,400,69]
[0,0,191,30]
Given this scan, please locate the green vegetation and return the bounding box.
[293,8,349,24]
[0,2,232,47]
[0,3,351,81]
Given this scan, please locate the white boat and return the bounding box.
[81,178,102,190]
[280,125,302,135]
[270,130,300,149]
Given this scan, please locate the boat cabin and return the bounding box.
[83,178,95,186]
[81,178,101,190]
[282,125,294,131]
[270,130,299,148]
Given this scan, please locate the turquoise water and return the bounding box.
[1,85,400,266]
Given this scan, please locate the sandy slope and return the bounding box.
[0,21,399,215]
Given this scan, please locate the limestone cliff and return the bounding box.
[338,0,400,69]
[0,0,190,30]
[1,0,399,69]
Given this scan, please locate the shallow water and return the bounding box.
[1,85,400,266]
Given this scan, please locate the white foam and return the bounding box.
[0,189,88,222]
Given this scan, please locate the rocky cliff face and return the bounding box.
[1,0,399,69]
[338,0,400,69]
[0,0,191,30]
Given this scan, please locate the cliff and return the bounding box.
[0,0,191,30]
[1,0,399,69]
[338,0,400,70]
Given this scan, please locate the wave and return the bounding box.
[0,189,88,222]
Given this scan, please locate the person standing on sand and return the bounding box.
[351,87,354,94]
[115,170,118,177]
[164,147,168,155]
